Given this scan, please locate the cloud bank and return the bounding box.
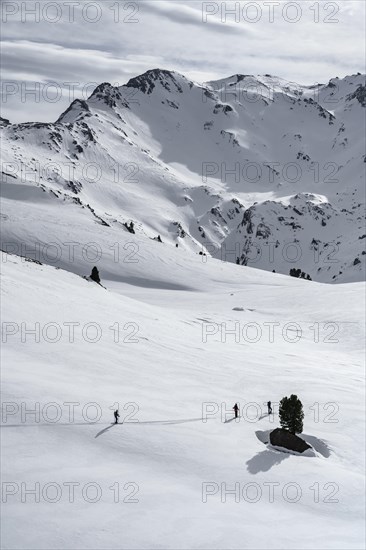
[1,0,365,122]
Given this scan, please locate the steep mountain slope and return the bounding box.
[1,69,365,282]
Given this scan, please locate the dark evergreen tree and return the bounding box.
[279,394,304,434]
[90,266,101,284]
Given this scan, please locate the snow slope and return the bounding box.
[1,249,365,549]
[1,67,365,549]
[1,69,365,282]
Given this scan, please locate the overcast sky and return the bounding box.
[1,0,365,123]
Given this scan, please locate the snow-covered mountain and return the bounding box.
[1,69,365,282]
[1,69,365,550]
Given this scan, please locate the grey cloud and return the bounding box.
[140,0,251,35]
[0,0,364,123]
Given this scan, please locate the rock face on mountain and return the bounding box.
[1,69,365,282]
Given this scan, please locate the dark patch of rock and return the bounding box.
[270,428,311,453]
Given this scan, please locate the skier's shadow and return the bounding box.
[134,418,203,425]
[95,424,115,438]
[95,417,204,438]
[225,414,272,424]
[0,422,100,428]
[224,416,240,423]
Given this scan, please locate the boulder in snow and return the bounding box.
[270,428,311,454]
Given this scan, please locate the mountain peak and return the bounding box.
[90,82,113,96]
[125,68,189,95]
[0,116,11,127]
[56,98,90,124]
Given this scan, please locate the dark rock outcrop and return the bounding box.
[126,69,184,95]
[269,428,311,454]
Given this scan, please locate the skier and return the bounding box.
[113,409,120,424]
[233,403,239,419]
[267,401,272,415]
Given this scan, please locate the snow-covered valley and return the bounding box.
[1,68,365,549]
[1,241,365,548]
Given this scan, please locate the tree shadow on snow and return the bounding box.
[246,449,290,474]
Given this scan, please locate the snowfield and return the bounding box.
[1,67,365,549]
[1,246,365,549]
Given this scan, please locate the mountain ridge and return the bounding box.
[1,68,365,283]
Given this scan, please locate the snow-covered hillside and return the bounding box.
[1,68,365,549]
[1,69,365,282]
[1,250,365,549]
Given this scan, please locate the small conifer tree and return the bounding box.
[90,266,101,284]
[279,394,304,434]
